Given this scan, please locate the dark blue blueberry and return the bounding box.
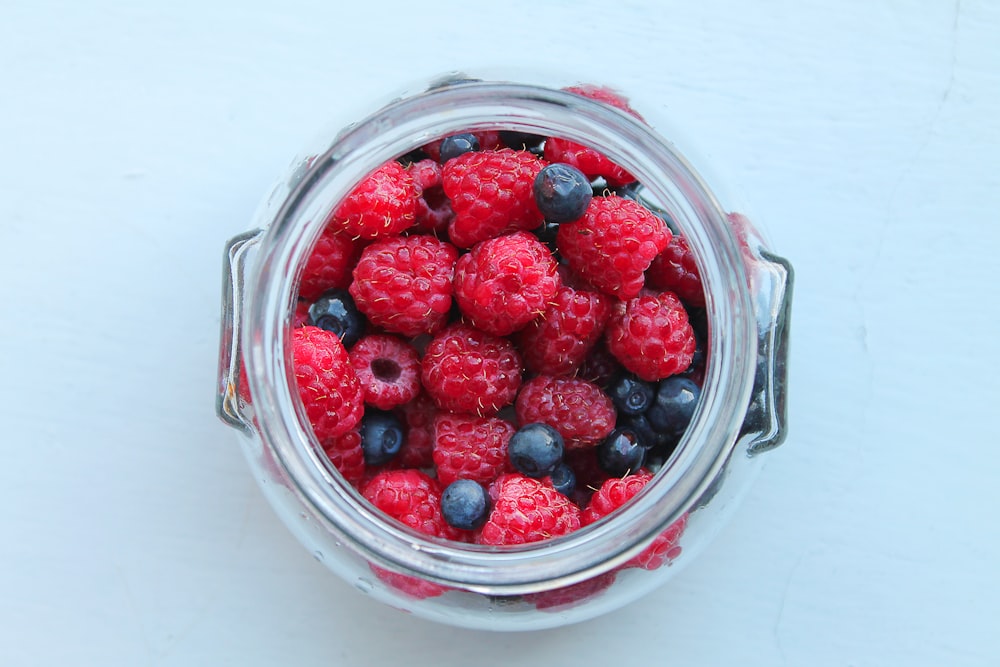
[307,289,364,347]
[617,413,669,449]
[440,479,489,530]
[607,374,656,416]
[680,308,707,377]
[646,377,701,438]
[508,423,564,478]
[643,440,679,474]
[533,163,593,223]
[499,130,545,153]
[547,462,576,497]
[359,409,404,466]
[531,219,560,253]
[439,133,479,162]
[596,427,646,477]
[396,147,429,166]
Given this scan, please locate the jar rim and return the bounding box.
[243,78,759,593]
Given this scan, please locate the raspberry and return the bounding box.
[292,299,310,328]
[556,195,671,299]
[453,231,561,336]
[583,472,688,570]
[516,282,612,376]
[515,375,616,449]
[362,468,462,599]
[330,161,418,240]
[408,159,453,234]
[605,290,696,381]
[321,429,365,487]
[362,469,463,541]
[563,447,611,500]
[298,225,358,301]
[421,323,522,416]
[525,571,617,611]
[432,413,515,486]
[292,326,364,441]
[369,565,449,600]
[577,338,623,389]
[442,148,545,248]
[349,234,458,337]
[348,334,420,410]
[477,474,582,545]
[394,393,437,469]
[646,234,705,307]
[543,85,641,188]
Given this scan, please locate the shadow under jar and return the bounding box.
[216,74,793,631]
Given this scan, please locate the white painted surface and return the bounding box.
[1,0,998,664]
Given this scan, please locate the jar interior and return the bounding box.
[242,80,760,595]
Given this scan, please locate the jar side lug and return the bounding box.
[742,249,794,456]
[216,229,264,434]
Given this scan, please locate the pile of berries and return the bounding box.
[290,85,710,604]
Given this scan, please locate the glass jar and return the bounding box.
[216,73,793,630]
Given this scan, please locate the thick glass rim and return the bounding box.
[243,79,758,593]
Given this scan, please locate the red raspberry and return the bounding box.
[362,468,463,599]
[423,130,503,162]
[525,571,617,611]
[298,225,358,301]
[543,86,641,188]
[478,474,582,545]
[563,447,611,503]
[408,158,442,191]
[392,393,437,469]
[453,231,561,336]
[583,472,688,570]
[369,565,448,600]
[330,161,418,240]
[432,413,515,486]
[556,195,671,299]
[421,323,523,416]
[348,334,421,410]
[349,234,458,337]
[292,299,310,328]
[408,159,454,234]
[646,234,705,307]
[321,428,365,487]
[516,282,612,376]
[605,290,696,381]
[362,469,463,541]
[442,148,545,248]
[577,338,623,389]
[515,375,616,449]
[292,326,364,441]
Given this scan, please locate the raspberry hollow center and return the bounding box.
[372,358,402,382]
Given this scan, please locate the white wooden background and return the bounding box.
[1,1,998,665]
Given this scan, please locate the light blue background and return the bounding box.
[1,1,997,665]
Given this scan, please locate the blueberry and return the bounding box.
[441,479,489,530]
[533,163,593,223]
[646,377,701,438]
[617,413,669,449]
[359,409,404,466]
[547,462,576,497]
[531,219,560,253]
[643,440,679,474]
[680,308,708,377]
[596,427,646,477]
[508,423,564,478]
[607,374,656,416]
[307,289,364,347]
[439,133,479,162]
